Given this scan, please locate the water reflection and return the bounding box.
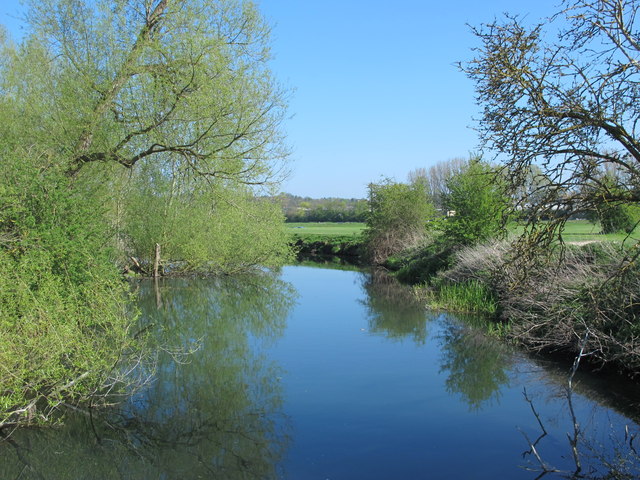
[360,268,430,344]
[0,272,296,479]
[1,267,638,479]
[360,269,510,411]
[437,316,511,411]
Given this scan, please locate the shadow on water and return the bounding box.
[0,271,297,480]
[358,268,640,478]
[360,268,510,410]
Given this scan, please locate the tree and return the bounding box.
[0,0,291,270]
[462,0,640,249]
[408,157,466,212]
[0,0,290,428]
[363,180,436,264]
[17,0,289,182]
[0,153,135,428]
[440,158,510,246]
[591,173,640,233]
[123,167,291,273]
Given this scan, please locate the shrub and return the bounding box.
[440,158,510,247]
[395,243,455,284]
[598,201,640,234]
[363,180,436,264]
[496,242,640,375]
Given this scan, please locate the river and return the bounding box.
[1,264,639,479]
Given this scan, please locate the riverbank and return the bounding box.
[388,240,640,379]
[291,236,363,260]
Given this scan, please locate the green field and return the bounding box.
[286,222,365,237]
[510,219,640,244]
[286,220,640,245]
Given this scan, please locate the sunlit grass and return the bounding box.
[285,219,640,248]
[286,222,365,237]
[508,219,640,244]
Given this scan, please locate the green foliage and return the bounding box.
[394,244,455,285]
[15,0,289,179]
[0,0,292,275]
[0,273,296,478]
[440,158,509,247]
[122,164,291,273]
[0,0,292,429]
[389,159,509,286]
[597,201,640,234]
[463,0,640,261]
[0,153,134,426]
[363,180,436,264]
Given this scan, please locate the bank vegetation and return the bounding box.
[362,0,640,378]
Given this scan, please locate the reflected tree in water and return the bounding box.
[359,269,430,344]
[437,316,511,411]
[359,269,511,410]
[0,272,297,479]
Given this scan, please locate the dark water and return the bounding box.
[2,265,639,479]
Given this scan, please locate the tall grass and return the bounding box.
[418,280,498,316]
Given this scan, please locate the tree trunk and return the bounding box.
[153,243,161,278]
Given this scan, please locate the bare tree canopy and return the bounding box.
[462,0,640,235]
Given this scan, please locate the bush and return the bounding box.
[440,158,510,247]
[598,201,640,234]
[498,243,638,369]
[395,243,455,284]
[363,180,436,264]
[406,237,640,375]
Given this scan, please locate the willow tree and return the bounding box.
[19,0,289,177]
[9,0,290,269]
[463,0,640,254]
[0,0,290,428]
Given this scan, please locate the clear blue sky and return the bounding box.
[0,0,560,199]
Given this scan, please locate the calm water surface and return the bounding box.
[2,265,639,479]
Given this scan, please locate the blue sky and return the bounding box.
[0,0,560,198]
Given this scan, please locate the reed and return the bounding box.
[425,279,499,316]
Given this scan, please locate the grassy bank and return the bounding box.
[509,219,640,243]
[286,222,365,237]
[417,280,499,316]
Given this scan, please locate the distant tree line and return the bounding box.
[277,193,368,222]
